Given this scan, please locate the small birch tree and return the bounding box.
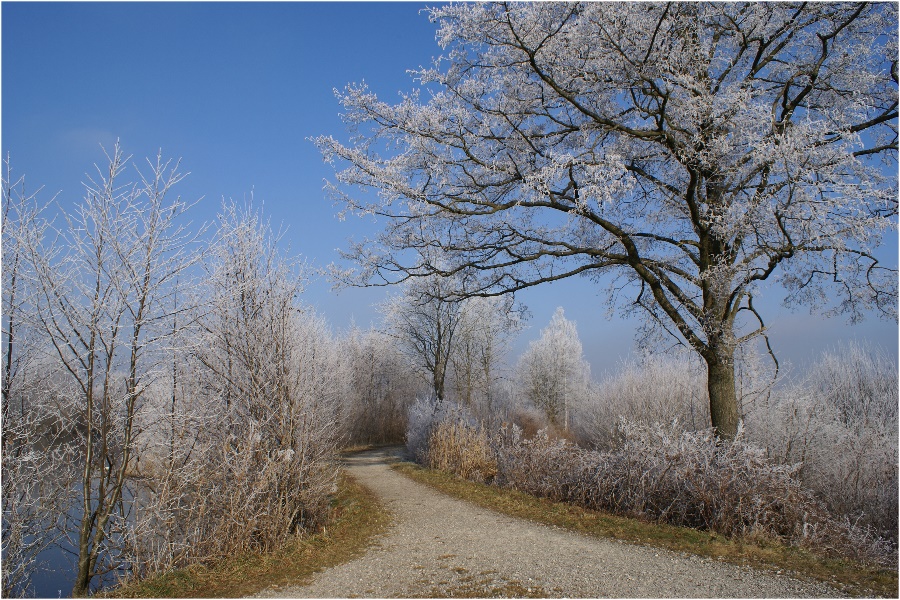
[23,144,200,596]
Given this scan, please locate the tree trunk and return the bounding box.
[705,350,740,440]
[433,358,446,403]
[72,522,92,596]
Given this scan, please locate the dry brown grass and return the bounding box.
[108,471,392,598]
[425,418,497,483]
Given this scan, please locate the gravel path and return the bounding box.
[254,447,842,598]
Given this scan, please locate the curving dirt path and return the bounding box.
[254,447,842,598]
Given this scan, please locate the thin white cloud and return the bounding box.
[58,127,119,156]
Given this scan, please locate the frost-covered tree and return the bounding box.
[189,202,341,556]
[518,308,591,430]
[317,2,898,438]
[1,156,70,598]
[450,295,525,414]
[380,274,464,403]
[22,145,201,595]
[341,325,421,444]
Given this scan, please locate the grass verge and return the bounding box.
[109,471,392,598]
[393,461,898,598]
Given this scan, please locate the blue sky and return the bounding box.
[3,1,897,378]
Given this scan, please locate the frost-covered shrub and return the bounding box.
[2,382,76,597]
[585,422,892,564]
[134,422,331,577]
[573,422,822,536]
[575,355,709,448]
[413,412,895,565]
[573,346,897,548]
[746,342,898,543]
[406,397,443,461]
[129,312,344,579]
[811,342,898,428]
[492,425,576,501]
[493,421,827,540]
[509,404,553,439]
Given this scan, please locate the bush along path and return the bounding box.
[252,447,842,598]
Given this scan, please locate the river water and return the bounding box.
[22,484,137,598]
[32,544,75,599]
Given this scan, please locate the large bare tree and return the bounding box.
[317,2,898,438]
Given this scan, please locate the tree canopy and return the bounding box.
[317,2,898,437]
